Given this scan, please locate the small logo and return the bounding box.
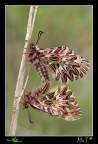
[77,137,93,143]
[6,137,22,143]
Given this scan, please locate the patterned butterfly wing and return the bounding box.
[25,86,81,121]
[38,46,90,83]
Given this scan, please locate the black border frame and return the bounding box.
[1,2,94,144]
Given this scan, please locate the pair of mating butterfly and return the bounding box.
[23,31,90,121]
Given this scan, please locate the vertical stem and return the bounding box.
[9,6,38,136]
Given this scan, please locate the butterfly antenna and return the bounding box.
[36,31,45,45]
[27,108,34,123]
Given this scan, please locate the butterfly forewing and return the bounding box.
[39,46,90,83]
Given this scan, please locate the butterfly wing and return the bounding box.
[31,86,81,121]
[38,47,90,83]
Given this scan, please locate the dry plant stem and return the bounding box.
[20,62,30,97]
[9,6,38,136]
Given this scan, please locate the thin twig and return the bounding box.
[9,6,38,136]
[20,62,30,97]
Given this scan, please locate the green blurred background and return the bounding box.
[6,6,92,136]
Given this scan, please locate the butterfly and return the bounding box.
[23,31,90,121]
[23,86,81,121]
[27,31,90,84]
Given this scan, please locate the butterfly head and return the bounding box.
[23,92,32,109]
[27,43,38,63]
[27,31,44,63]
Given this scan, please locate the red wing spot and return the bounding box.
[71,55,77,60]
[47,107,50,113]
[38,105,41,109]
[55,47,62,54]
[66,66,70,71]
[59,94,62,97]
[49,64,56,73]
[65,50,72,57]
[57,87,61,94]
[62,97,66,100]
[69,71,74,81]
[44,50,49,54]
[61,112,67,119]
[70,61,80,67]
[72,66,79,76]
[56,73,60,80]
[63,73,67,83]
[49,49,53,53]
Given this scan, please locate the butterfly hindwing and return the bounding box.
[28,86,82,121]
